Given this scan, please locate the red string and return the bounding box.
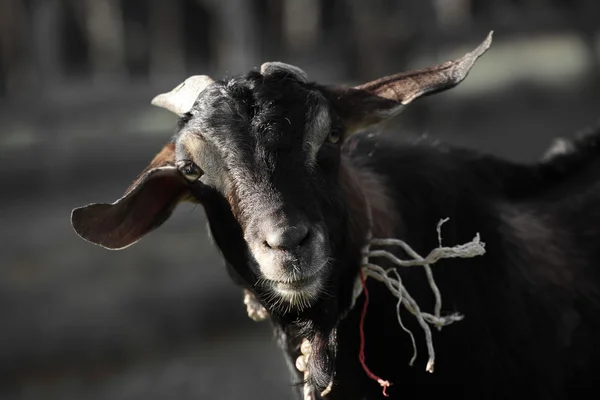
[358,269,392,397]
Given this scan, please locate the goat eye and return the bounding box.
[177,160,202,182]
[327,129,340,144]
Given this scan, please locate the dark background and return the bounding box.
[0,1,599,399]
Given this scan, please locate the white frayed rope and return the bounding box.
[244,207,486,399]
[351,217,486,374]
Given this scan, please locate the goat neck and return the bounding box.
[338,154,399,243]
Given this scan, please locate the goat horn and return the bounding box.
[260,62,308,83]
[151,75,215,116]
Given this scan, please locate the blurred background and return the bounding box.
[0,0,599,399]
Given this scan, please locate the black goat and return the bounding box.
[71,32,600,399]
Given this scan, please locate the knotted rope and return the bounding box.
[299,217,486,399]
[352,217,486,396]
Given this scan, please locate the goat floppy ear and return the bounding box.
[325,31,493,135]
[71,143,194,250]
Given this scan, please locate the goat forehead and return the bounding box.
[187,77,330,168]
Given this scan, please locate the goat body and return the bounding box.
[70,32,600,399]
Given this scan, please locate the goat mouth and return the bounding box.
[261,272,326,313]
[272,274,321,293]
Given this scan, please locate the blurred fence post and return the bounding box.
[75,0,127,85]
[202,0,261,73]
[0,0,33,99]
[29,0,64,97]
[149,0,186,85]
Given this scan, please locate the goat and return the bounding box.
[71,32,600,399]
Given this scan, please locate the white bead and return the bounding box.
[295,355,307,372]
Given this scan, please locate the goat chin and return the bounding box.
[261,275,325,313]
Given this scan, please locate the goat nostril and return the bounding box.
[265,225,310,250]
[265,232,280,249]
[298,228,311,247]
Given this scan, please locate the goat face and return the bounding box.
[176,69,341,308]
[71,33,493,315]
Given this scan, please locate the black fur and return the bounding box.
[178,70,600,398]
